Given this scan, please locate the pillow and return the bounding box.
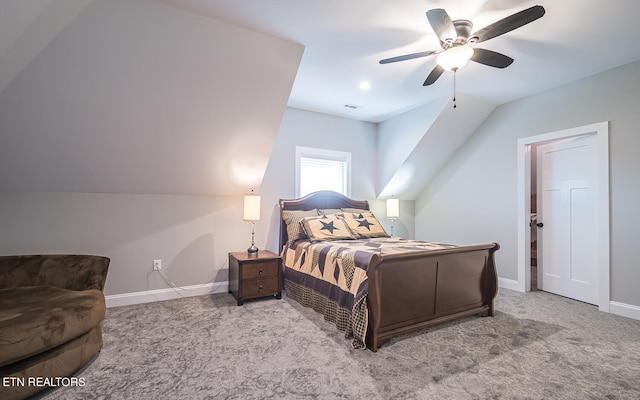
[318,208,342,217]
[282,209,320,244]
[341,208,370,217]
[341,209,375,219]
[342,214,390,239]
[300,216,356,242]
[318,212,342,220]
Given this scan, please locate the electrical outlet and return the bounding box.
[153,259,161,271]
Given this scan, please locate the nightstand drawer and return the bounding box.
[242,277,279,298]
[241,261,278,280]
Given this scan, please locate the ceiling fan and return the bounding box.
[380,5,546,88]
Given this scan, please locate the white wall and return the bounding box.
[415,60,640,308]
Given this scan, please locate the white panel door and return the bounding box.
[537,134,598,304]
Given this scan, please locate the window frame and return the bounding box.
[295,146,352,198]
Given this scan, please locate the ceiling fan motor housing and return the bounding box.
[445,20,473,48]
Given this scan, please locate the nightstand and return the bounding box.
[228,250,282,306]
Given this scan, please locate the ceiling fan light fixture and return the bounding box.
[436,45,474,71]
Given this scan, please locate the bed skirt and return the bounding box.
[284,279,368,349]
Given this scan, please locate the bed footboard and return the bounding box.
[366,242,499,351]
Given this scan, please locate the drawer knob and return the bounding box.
[259,269,263,275]
[258,285,263,292]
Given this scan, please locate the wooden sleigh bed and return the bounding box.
[279,191,500,352]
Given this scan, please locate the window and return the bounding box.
[295,146,351,197]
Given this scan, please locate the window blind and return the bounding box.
[299,155,348,197]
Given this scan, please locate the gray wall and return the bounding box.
[260,107,414,248]
[415,60,640,307]
[0,0,301,197]
[0,0,301,299]
[0,107,398,297]
[0,192,243,295]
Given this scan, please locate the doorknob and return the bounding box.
[536,222,544,228]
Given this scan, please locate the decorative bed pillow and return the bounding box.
[318,211,342,220]
[282,209,320,244]
[342,214,390,238]
[341,209,374,219]
[300,216,356,242]
[318,208,342,217]
[341,207,370,216]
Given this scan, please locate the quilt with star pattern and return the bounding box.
[283,237,456,348]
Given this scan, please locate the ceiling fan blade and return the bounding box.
[470,5,545,44]
[426,9,457,44]
[423,65,445,86]
[379,50,437,64]
[470,48,514,68]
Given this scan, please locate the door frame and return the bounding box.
[516,121,610,312]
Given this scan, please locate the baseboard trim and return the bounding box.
[498,277,521,292]
[105,282,229,308]
[105,280,640,322]
[610,301,640,321]
[500,277,640,321]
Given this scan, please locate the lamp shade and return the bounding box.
[436,45,474,71]
[386,198,400,219]
[243,194,261,221]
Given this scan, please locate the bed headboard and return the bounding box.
[279,190,369,251]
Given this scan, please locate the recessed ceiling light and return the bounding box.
[359,81,371,90]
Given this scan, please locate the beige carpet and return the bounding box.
[37,288,640,399]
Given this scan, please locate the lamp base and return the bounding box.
[247,244,259,255]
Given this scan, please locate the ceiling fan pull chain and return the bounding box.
[452,67,458,108]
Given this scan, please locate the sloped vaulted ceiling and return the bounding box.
[377,94,495,199]
[0,0,304,195]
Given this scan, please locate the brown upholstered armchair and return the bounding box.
[0,255,110,400]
